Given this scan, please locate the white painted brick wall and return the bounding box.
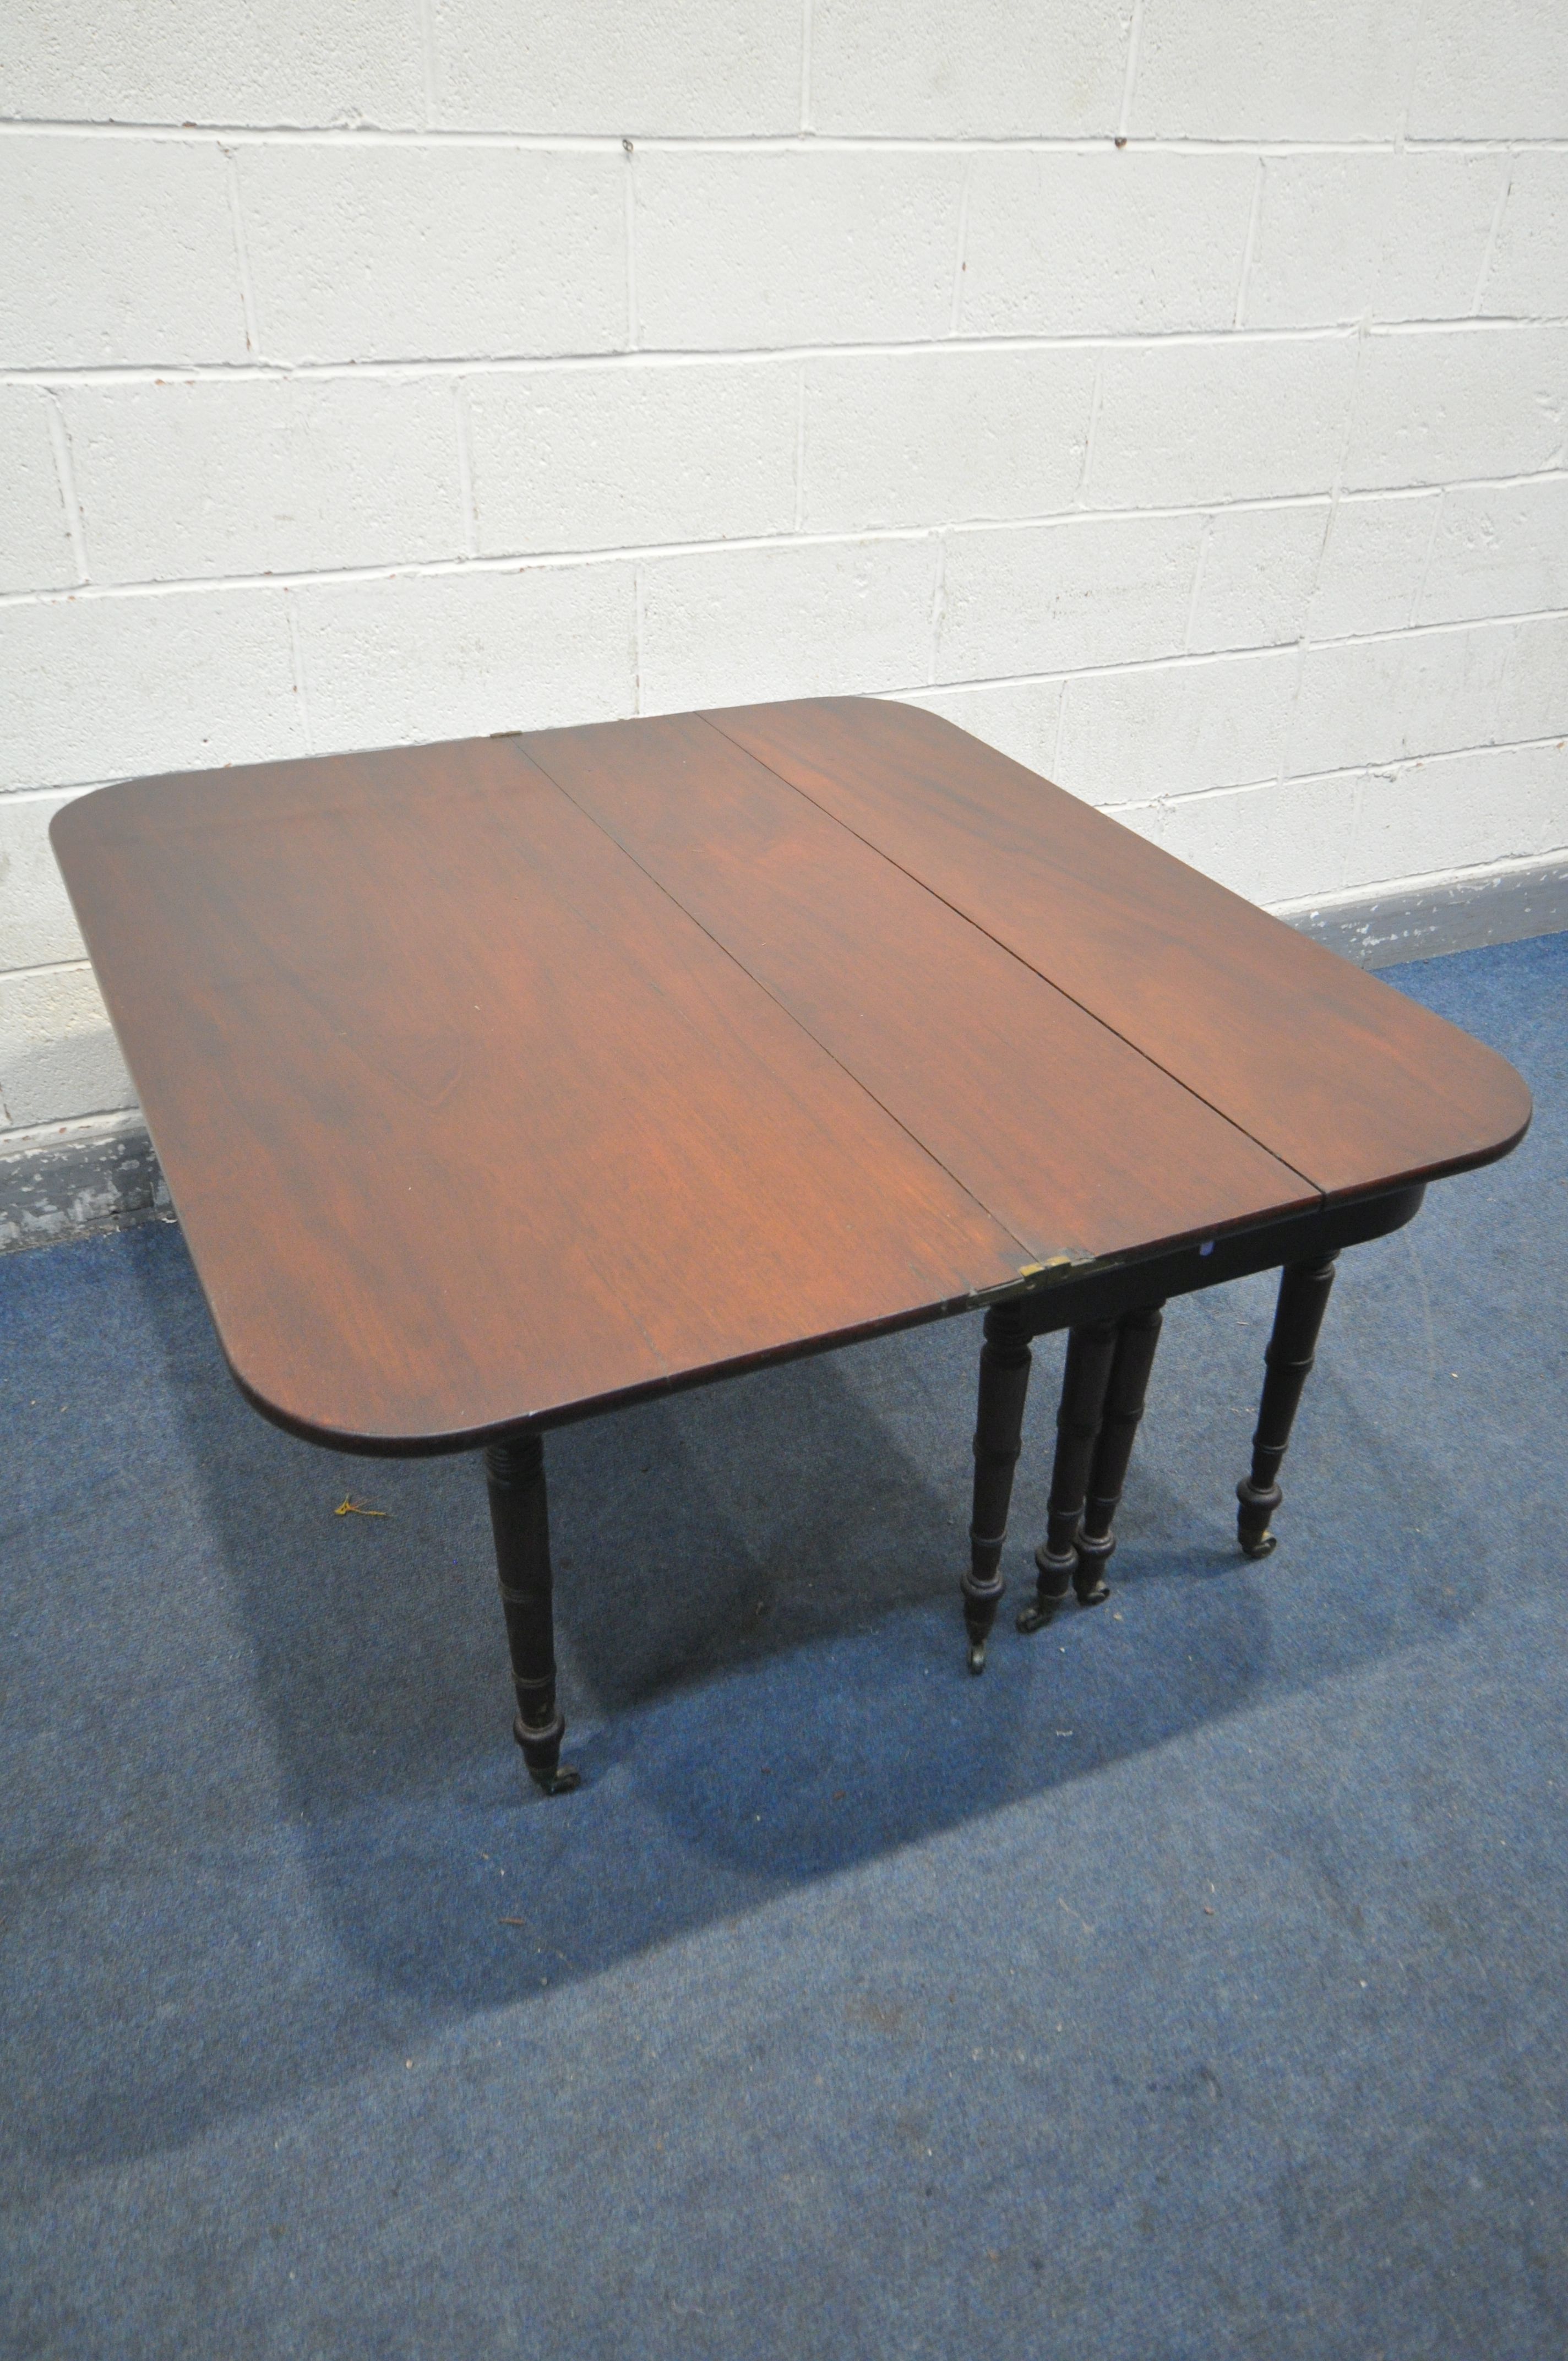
[800,350,1097,530]
[1242,153,1505,327]
[957,152,1255,336]
[1130,3,1420,142]
[1189,503,1328,653]
[2,1,1566,1138]
[65,378,470,580]
[1085,339,1358,508]
[291,564,638,754]
[1484,153,1568,315]
[1,389,75,592]
[1342,325,1568,490]
[236,146,628,363]
[431,0,799,137]
[467,362,798,553]
[809,0,1132,139]
[633,153,966,349]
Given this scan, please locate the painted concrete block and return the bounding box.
[1244,153,1505,329]
[1087,337,1356,509]
[0,388,75,595]
[238,145,626,364]
[1352,738,1568,885]
[1342,325,1568,492]
[0,588,303,796]
[894,682,1066,785]
[0,135,246,367]
[1482,154,1568,320]
[1188,503,1328,654]
[1056,647,1299,802]
[1308,492,1441,642]
[1131,0,1420,139]
[634,153,964,350]
[289,563,638,753]
[1291,618,1516,774]
[0,794,84,971]
[65,377,467,583]
[1151,772,1359,903]
[1497,612,1568,746]
[1418,476,1568,627]
[467,361,797,555]
[811,0,1130,136]
[639,537,934,712]
[0,966,134,1130]
[938,513,1201,682]
[1409,0,1568,139]
[0,0,423,127]
[960,152,1254,338]
[802,349,1097,532]
[432,0,798,133]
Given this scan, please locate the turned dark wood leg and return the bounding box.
[1017,1318,1119,1635]
[1073,1304,1164,1603]
[484,1432,580,1794]
[1236,1255,1338,1560]
[963,1301,1033,1674]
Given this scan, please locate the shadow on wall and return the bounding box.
[0,1020,133,1137]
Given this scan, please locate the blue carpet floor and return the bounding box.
[2,930,1566,2358]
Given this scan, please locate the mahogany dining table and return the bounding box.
[52,699,1531,1793]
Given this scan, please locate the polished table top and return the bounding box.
[52,698,1531,1454]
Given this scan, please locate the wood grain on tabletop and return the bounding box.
[706,697,1533,1198]
[51,739,1027,1450]
[521,712,1316,1264]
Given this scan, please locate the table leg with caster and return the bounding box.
[484,1432,581,1794]
[1017,1318,1119,1635]
[1236,1255,1338,1560]
[1074,1303,1164,1603]
[963,1301,1033,1673]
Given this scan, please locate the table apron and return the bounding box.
[1003,1183,1425,1342]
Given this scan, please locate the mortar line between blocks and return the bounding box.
[799,0,813,134]
[949,155,976,335]
[283,590,314,754]
[0,119,1558,151]
[221,149,260,356]
[42,394,88,584]
[416,0,438,130]
[623,143,639,350]
[1233,160,1265,330]
[0,955,97,986]
[1117,0,1146,140]
[1074,356,1104,507]
[8,121,1548,150]
[6,121,1568,151]
[927,534,946,684]
[9,319,1566,387]
[453,380,480,558]
[1411,489,1446,627]
[1182,516,1213,652]
[1472,151,1516,314]
[1397,0,1428,151]
[1343,760,1370,892]
[6,536,1568,648]
[1272,842,1568,911]
[1284,317,1371,778]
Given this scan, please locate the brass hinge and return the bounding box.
[971,1250,1095,1307]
